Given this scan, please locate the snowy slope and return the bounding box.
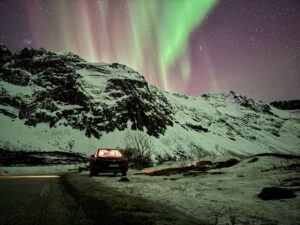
[159,91,300,157]
[0,45,299,157]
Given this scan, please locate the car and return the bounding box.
[89,149,128,177]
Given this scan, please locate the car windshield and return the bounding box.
[97,149,123,158]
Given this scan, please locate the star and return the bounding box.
[24,39,32,45]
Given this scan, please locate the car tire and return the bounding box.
[122,171,127,176]
[90,169,97,177]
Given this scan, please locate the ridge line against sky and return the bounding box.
[0,0,299,101]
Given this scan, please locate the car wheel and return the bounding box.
[122,171,127,176]
[90,169,97,177]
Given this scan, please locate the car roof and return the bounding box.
[96,148,124,152]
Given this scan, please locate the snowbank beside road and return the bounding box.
[0,164,82,176]
[92,155,300,225]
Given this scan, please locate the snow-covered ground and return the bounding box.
[0,164,85,176]
[90,155,300,225]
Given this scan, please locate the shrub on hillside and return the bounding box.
[123,131,153,169]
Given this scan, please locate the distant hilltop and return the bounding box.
[270,100,300,110]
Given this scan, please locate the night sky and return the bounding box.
[0,0,299,102]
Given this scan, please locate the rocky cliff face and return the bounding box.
[0,45,173,139]
[0,45,299,156]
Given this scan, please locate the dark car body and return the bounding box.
[90,149,128,176]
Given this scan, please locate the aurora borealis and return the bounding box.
[0,0,300,101]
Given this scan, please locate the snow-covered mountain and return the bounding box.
[0,45,299,158]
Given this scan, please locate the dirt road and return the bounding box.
[0,174,205,225]
[0,175,92,225]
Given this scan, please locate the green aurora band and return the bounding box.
[129,0,218,89]
[158,0,218,88]
[24,0,218,92]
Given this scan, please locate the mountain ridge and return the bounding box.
[0,45,299,158]
[0,45,173,138]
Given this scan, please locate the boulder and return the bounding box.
[257,187,296,200]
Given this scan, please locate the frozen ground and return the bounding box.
[90,155,300,225]
[0,164,86,176]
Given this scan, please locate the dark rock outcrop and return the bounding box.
[258,187,296,200]
[0,44,12,66]
[0,46,173,138]
[270,100,300,110]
